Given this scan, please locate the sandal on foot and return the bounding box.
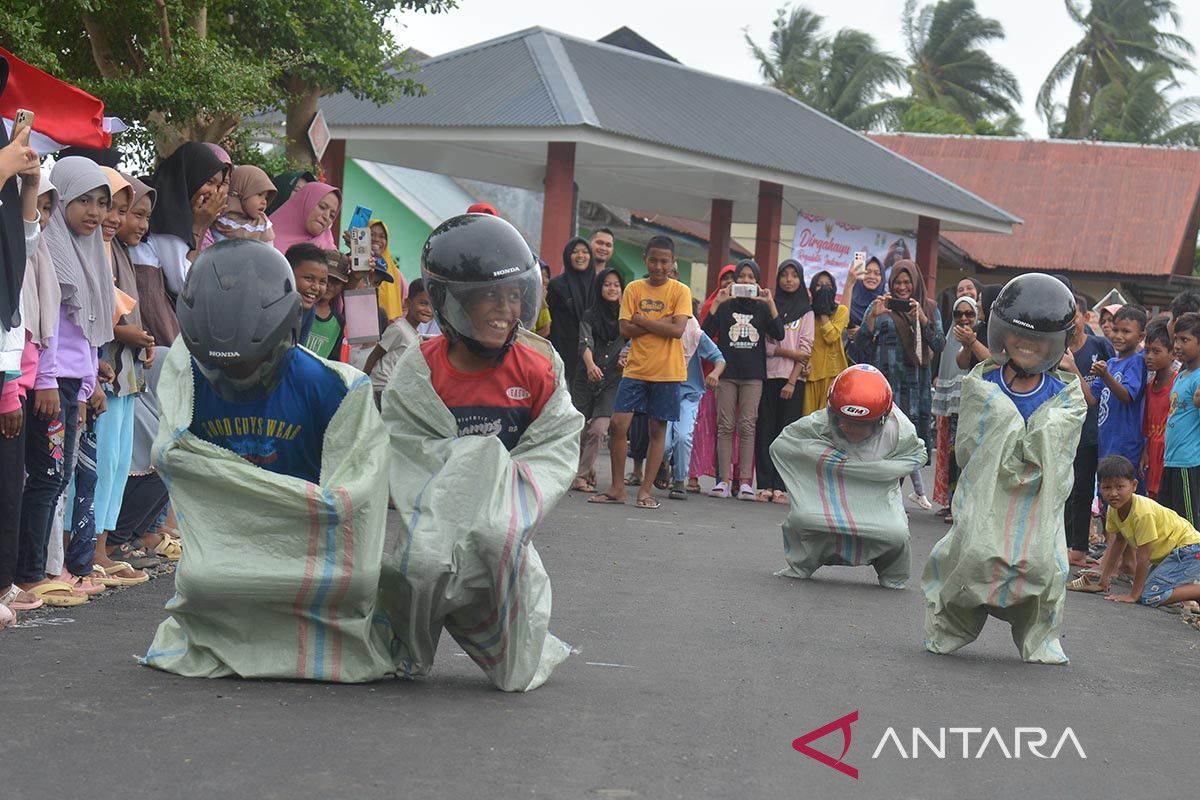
[668,481,688,501]
[0,585,42,612]
[570,478,595,493]
[686,479,701,494]
[0,603,14,630]
[151,535,182,561]
[587,492,626,505]
[94,562,149,587]
[708,481,731,499]
[634,496,661,509]
[738,484,758,501]
[61,574,106,596]
[624,473,643,487]
[771,490,789,505]
[107,543,165,570]
[1066,573,1106,593]
[27,581,88,607]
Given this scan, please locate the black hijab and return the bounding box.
[146,141,228,243]
[773,258,810,326]
[266,170,317,216]
[551,236,595,315]
[0,57,27,329]
[585,267,625,346]
[809,270,838,317]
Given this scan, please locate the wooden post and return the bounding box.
[755,181,783,287]
[320,138,347,237]
[917,215,940,298]
[707,198,734,297]
[540,142,577,275]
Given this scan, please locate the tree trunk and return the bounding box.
[149,111,239,158]
[284,81,323,165]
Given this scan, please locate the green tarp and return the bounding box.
[771,409,926,588]
[922,361,1086,664]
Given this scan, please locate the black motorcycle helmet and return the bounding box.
[987,273,1077,376]
[177,239,302,404]
[420,213,541,362]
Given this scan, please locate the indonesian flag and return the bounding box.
[0,47,127,155]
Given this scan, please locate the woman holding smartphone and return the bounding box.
[802,267,856,416]
[854,259,945,510]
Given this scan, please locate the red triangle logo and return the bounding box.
[792,710,859,779]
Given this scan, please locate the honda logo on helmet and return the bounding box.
[840,404,871,417]
[208,350,241,358]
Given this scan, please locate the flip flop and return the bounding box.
[0,585,42,612]
[28,581,88,608]
[0,603,14,630]
[624,474,643,487]
[570,479,595,493]
[771,491,789,505]
[634,496,661,510]
[94,562,149,587]
[668,488,687,500]
[588,493,626,505]
[1066,573,1105,593]
[685,481,701,494]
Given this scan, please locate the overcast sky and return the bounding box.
[390,0,1200,138]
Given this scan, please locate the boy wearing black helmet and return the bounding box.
[145,238,397,682]
[377,212,582,691]
[923,273,1087,665]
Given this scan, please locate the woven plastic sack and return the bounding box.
[378,331,583,691]
[771,408,926,588]
[922,361,1085,664]
[142,343,395,682]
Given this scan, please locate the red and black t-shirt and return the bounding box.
[423,337,555,451]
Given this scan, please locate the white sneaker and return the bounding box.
[908,492,933,510]
[709,481,731,498]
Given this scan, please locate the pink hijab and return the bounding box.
[268,181,341,254]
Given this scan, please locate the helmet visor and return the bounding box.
[193,340,293,405]
[987,315,1070,375]
[438,270,542,347]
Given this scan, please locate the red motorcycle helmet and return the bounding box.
[827,364,893,424]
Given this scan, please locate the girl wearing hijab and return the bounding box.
[269,181,341,254]
[570,268,627,492]
[932,294,978,523]
[803,267,856,415]
[688,265,739,492]
[546,236,596,387]
[211,165,275,243]
[265,170,316,216]
[854,259,945,510]
[131,141,229,302]
[368,219,407,322]
[755,259,814,503]
[18,157,126,605]
[937,277,982,335]
[702,259,784,500]
[91,172,165,577]
[849,256,886,328]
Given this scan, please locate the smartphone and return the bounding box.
[852,251,867,276]
[348,204,373,230]
[887,297,912,314]
[730,284,759,299]
[11,108,34,139]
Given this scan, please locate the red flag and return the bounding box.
[0,46,114,152]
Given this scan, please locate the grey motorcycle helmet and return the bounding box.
[177,239,302,404]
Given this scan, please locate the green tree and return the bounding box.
[898,102,1025,135]
[1088,61,1200,143]
[1037,0,1193,139]
[0,1,452,162]
[901,0,1022,122]
[746,5,906,130]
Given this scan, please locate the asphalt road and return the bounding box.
[2,467,1197,800]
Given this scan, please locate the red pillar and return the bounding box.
[707,198,733,297]
[320,138,347,237]
[540,142,576,275]
[755,181,783,287]
[917,215,940,298]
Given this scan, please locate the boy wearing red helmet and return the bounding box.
[770,364,927,588]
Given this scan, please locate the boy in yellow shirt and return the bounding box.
[1082,455,1200,608]
[589,235,691,509]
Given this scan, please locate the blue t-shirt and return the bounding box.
[1095,351,1146,459]
[190,348,348,483]
[1073,334,1116,447]
[1165,367,1200,468]
[683,331,724,399]
[983,368,1066,423]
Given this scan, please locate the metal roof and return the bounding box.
[313,27,1019,234]
[873,133,1200,277]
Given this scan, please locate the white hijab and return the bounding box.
[44,157,114,346]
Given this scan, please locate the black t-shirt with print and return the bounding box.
[702,298,785,381]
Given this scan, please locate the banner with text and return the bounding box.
[790,211,915,295]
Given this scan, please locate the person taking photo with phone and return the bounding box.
[701,258,783,500]
[855,259,945,511]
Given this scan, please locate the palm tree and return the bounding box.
[1088,61,1200,144]
[901,0,1022,122]
[745,5,905,130]
[1038,0,1194,139]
